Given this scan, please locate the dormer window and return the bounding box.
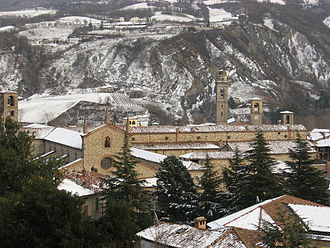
[105,136,110,148]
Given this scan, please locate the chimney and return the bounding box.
[194,216,207,230]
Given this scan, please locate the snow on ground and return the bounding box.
[301,0,319,7]
[263,18,278,32]
[120,2,154,10]
[0,8,57,18]
[204,0,239,5]
[19,92,138,123]
[58,16,102,25]
[323,16,330,28]
[0,26,18,32]
[208,7,234,23]
[19,27,74,42]
[151,11,197,22]
[256,0,285,5]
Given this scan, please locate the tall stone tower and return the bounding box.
[0,91,18,123]
[216,70,229,125]
[250,97,262,125]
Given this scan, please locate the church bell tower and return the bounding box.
[216,70,229,125]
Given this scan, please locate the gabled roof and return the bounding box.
[208,195,324,231]
[58,179,94,197]
[136,222,249,248]
[44,127,82,149]
[133,142,220,151]
[82,123,128,137]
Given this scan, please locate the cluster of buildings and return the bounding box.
[1,70,329,246]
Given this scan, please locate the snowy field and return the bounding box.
[120,3,154,10]
[0,8,57,18]
[151,12,200,23]
[208,8,236,23]
[19,92,139,123]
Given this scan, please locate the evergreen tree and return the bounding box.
[284,136,329,205]
[259,207,316,248]
[156,156,199,224]
[199,155,225,221]
[242,132,282,207]
[102,127,152,231]
[223,133,282,212]
[0,118,99,248]
[222,147,249,213]
[96,199,139,248]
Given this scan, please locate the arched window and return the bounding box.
[220,88,225,98]
[101,157,112,170]
[254,103,259,112]
[8,96,14,106]
[105,136,110,148]
[286,115,290,124]
[10,111,14,116]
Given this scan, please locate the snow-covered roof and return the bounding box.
[130,124,307,134]
[208,196,284,230]
[288,204,330,233]
[180,151,235,160]
[280,111,293,114]
[250,97,262,101]
[22,124,55,139]
[131,147,203,171]
[133,142,220,151]
[315,137,330,147]
[137,223,229,248]
[208,195,324,232]
[308,129,330,142]
[58,178,94,197]
[229,140,316,154]
[44,127,82,149]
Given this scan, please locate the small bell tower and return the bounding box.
[250,97,263,125]
[0,91,18,123]
[280,111,294,125]
[216,70,229,125]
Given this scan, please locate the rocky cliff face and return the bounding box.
[0,0,329,128]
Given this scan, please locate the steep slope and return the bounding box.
[0,0,329,128]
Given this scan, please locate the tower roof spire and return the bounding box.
[105,109,110,124]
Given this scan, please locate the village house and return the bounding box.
[137,195,330,248]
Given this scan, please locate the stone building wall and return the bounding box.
[82,124,125,173]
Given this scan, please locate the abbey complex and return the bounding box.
[1,71,329,186]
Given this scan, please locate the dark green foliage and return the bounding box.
[259,207,316,248]
[102,128,152,246]
[96,200,139,248]
[156,156,199,224]
[284,136,329,205]
[242,132,282,205]
[222,147,249,213]
[199,155,225,221]
[223,133,282,212]
[0,118,99,248]
[104,130,151,216]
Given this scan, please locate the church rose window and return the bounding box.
[101,157,112,170]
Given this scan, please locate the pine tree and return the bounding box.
[259,206,316,248]
[0,118,99,248]
[222,147,249,213]
[102,127,152,230]
[199,155,225,221]
[242,132,282,207]
[284,136,329,205]
[156,156,199,224]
